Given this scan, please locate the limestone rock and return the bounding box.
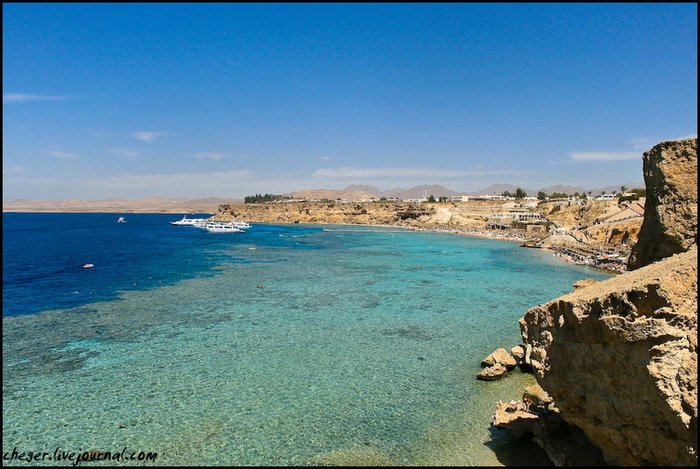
[573,278,598,290]
[492,401,539,436]
[523,383,554,408]
[476,363,508,381]
[481,348,517,370]
[520,245,698,466]
[628,138,697,270]
[510,345,525,361]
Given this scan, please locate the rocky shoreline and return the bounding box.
[484,138,697,466]
[213,200,633,274]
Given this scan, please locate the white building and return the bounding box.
[486,209,544,228]
[595,194,617,201]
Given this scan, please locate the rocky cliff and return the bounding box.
[583,218,642,247]
[214,201,508,228]
[518,139,698,466]
[520,246,697,465]
[215,202,435,225]
[628,138,698,270]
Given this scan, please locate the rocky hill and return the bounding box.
[518,138,698,465]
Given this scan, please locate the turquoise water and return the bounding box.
[3,218,612,465]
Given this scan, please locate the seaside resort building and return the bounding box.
[486,208,544,229]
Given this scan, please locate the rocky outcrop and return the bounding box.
[476,363,508,381]
[477,347,526,380]
[481,348,517,369]
[628,138,697,270]
[519,245,697,465]
[538,200,615,230]
[516,138,698,466]
[492,387,605,466]
[572,279,598,290]
[583,217,642,247]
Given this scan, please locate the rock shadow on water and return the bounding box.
[485,427,554,466]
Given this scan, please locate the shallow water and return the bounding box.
[3,215,611,465]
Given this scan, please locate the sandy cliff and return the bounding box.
[518,138,698,465]
[583,218,642,247]
[628,138,698,270]
[214,201,509,228]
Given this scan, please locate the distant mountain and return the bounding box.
[378,184,466,200]
[290,189,377,200]
[343,185,382,196]
[468,184,535,196]
[594,182,645,195]
[292,184,467,200]
[537,185,587,196]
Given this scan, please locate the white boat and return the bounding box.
[170,215,208,226]
[117,217,126,223]
[230,220,251,229]
[203,221,243,233]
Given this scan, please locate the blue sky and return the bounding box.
[3,3,697,199]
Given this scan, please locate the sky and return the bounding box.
[3,3,697,200]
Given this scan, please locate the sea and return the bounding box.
[2,212,613,466]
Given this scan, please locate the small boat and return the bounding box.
[170,215,208,226]
[203,221,243,233]
[117,217,126,223]
[230,220,251,229]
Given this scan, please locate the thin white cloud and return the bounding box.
[312,166,517,179]
[80,170,255,196]
[3,165,24,175]
[110,148,140,159]
[4,166,537,200]
[570,151,640,161]
[131,131,166,142]
[318,156,332,161]
[627,138,654,151]
[194,152,229,161]
[3,176,65,186]
[49,150,78,160]
[3,93,72,103]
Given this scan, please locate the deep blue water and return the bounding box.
[2,213,321,317]
[3,213,612,465]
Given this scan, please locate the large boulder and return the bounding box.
[476,363,508,381]
[481,348,517,369]
[520,245,697,465]
[628,138,697,270]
